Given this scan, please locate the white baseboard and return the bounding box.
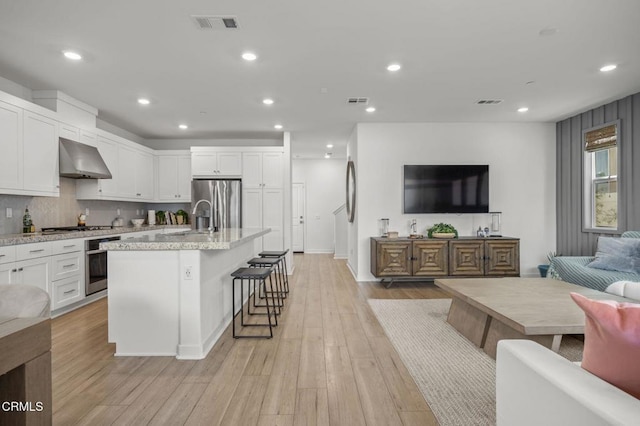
[303,249,335,254]
[334,254,348,259]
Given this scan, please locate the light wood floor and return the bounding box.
[51,254,449,425]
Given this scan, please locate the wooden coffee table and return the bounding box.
[434,277,631,358]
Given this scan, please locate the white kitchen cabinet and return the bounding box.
[23,111,59,195]
[242,188,283,251]
[118,145,137,198]
[241,152,283,189]
[50,238,84,310]
[157,154,191,201]
[0,101,22,192]
[58,122,80,140]
[191,151,241,177]
[241,151,284,251]
[79,129,97,147]
[11,257,51,293]
[135,150,154,200]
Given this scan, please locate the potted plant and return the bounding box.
[537,251,557,278]
[427,223,458,238]
[175,209,189,225]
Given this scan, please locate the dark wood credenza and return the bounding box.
[370,236,520,287]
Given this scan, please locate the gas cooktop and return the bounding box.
[41,226,114,233]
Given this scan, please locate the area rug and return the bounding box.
[368,298,583,426]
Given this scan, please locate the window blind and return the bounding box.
[584,124,617,152]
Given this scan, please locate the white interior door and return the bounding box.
[292,183,305,252]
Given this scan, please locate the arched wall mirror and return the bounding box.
[346,160,356,223]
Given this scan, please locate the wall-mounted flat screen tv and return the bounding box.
[403,165,489,213]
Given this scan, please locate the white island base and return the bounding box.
[106,229,268,359]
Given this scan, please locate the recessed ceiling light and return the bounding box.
[600,64,617,72]
[137,98,150,105]
[366,107,376,113]
[63,50,82,60]
[242,52,257,61]
[326,144,333,148]
[517,107,529,113]
[263,98,274,105]
[387,63,401,72]
[274,124,283,129]
[179,124,188,130]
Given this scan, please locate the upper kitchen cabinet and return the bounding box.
[242,151,283,189]
[77,132,155,202]
[156,152,191,202]
[0,101,23,192]
[23,111,59,195]
[58,121,97,147]
[191,148,241,178]
[0,101,59,197]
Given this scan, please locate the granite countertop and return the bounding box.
[100,228,271,251]
[0,225,191,247]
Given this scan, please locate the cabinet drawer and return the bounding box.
[52,276,83,310]
[16,241,52,260]
[52,239,83,255]
[0,245,16,264]
[51,253,82,280]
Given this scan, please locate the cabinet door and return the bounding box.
[157,156,179,200]
[242,153,263,188]
[449,240,484,276]
[262,152,283,188]
[96,135,119,196]
[14,257,51,293]
[412,240,448,276]
[135,151,154,200]
[263,189,283,250]
[23,111,59,194]
[217,152,241,176]
[485,240,520,276]
[242,188,263,228]
[375,241,412,276]
[51,252,82,281]
[191,153,218,177]
[118,145,137,198]
[177,156,192,201]
[0,102,22,191]
[0,264,15,284]
[79,129,97,147]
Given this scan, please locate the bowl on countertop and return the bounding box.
[131,219,145,227]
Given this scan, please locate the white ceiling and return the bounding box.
[0,0,639,158]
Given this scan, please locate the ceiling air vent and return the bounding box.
[476,99,503,105]
[347,97,369,104]
[191,15,239,30]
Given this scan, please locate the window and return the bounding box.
[583,122,618,230]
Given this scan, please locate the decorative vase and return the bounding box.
[538,264,549,278]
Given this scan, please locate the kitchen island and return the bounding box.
[101,228,270,359]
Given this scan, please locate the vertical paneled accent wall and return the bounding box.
[556,93,640,255]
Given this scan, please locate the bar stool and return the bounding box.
[259,250,290,295]
[231,267,277,339]
[247,257,286,307]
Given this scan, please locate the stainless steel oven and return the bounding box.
[85,236,120,296]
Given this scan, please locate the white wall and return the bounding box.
[292,159,345,253]
[352,122,556,281]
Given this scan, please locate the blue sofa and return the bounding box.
[548,231,640,291]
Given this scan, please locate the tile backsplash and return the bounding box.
[0,178,183,234]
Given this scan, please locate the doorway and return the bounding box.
[292,182,305,252]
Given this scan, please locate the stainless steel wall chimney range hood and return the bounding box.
[59,138,112,179]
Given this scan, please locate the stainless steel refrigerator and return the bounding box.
[191,179,242,231]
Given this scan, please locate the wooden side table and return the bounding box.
[0,317,51,425]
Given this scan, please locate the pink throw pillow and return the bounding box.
[570,292,640,399]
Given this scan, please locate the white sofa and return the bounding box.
[496,340,640,426]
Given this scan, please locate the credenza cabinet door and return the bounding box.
[485,240,520,276]
[373,241,412,277]
[448,240,485,276]
[412,240,448,276]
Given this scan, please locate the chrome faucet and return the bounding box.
[192,199,213,233]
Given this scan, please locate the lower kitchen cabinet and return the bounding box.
[51,276,83,310]
[371,237,519,279]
